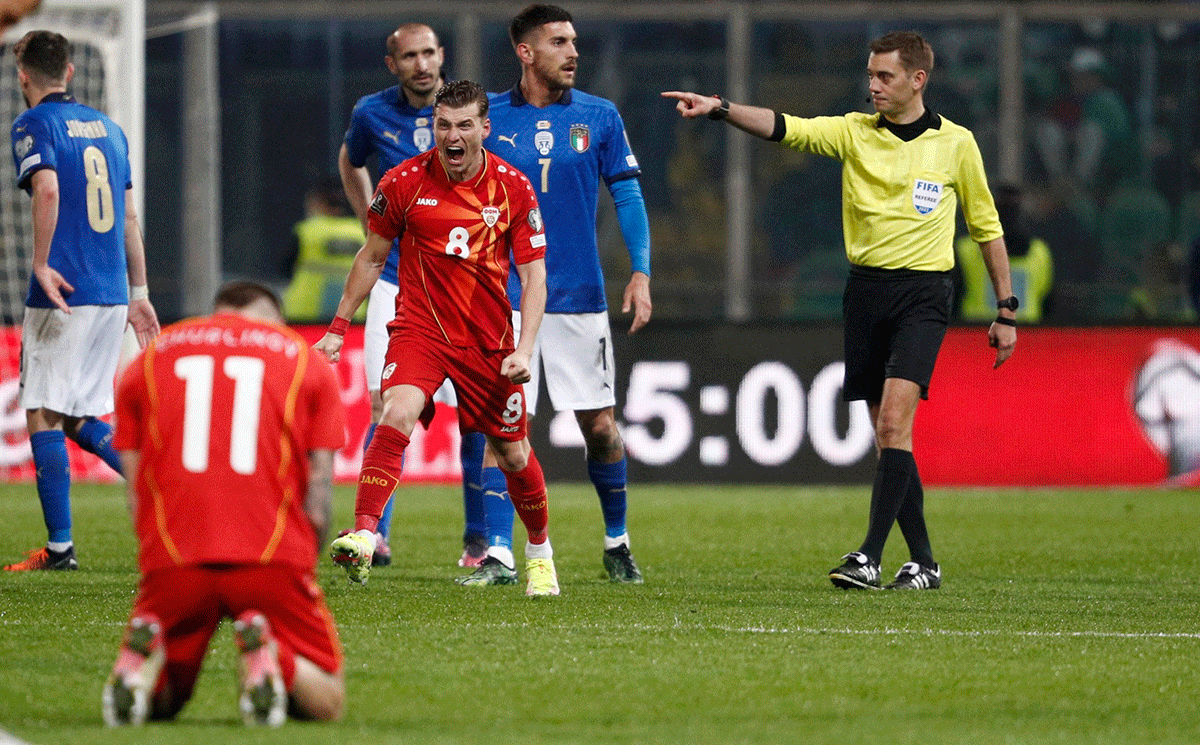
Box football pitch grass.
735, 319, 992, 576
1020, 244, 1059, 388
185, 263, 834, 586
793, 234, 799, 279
0, 482, 1198, 744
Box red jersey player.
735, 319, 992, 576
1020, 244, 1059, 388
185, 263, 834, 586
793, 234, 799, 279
316, 80, 559, 596
104, 282, 347, 727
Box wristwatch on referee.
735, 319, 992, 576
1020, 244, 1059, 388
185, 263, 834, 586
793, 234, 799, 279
995, 295, 1019, 326
708, 95, 731, 120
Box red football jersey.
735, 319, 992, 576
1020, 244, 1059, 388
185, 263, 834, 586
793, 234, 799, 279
368, 148, 546, 350
113, 314, 346, 574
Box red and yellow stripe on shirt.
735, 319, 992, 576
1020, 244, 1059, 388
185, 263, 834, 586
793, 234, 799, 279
113, 314, 345, 574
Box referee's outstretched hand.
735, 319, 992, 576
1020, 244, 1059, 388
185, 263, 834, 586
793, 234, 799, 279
660, 91, 719, 119
988, 323, 1016, 369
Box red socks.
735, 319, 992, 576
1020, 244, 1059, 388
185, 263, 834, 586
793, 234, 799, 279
354, 425, 408, 533
504, 449, 549, 543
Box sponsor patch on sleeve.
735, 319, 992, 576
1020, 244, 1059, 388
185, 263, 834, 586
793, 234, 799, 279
18, 153, 41, 177
530, 233, 546, 248
527, 207, 543, 234
369, 191, 388, 216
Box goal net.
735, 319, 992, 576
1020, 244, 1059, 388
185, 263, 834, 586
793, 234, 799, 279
0, 0, 142, 480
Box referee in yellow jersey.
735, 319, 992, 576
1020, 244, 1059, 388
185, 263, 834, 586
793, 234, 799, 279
664, 30, 1016, 590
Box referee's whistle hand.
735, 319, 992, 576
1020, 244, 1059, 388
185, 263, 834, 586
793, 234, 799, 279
988, 324, 1016, 369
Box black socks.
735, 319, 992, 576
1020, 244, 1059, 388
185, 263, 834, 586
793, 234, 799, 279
858, 448, 934, 567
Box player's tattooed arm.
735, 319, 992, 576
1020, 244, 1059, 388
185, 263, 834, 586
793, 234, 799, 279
305, 449, 335, 554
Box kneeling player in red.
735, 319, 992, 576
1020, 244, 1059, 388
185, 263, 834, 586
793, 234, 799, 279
317, 80, 559, 596
104, 282, 347, 726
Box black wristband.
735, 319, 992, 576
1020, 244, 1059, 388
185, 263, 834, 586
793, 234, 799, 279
993, 315, 1017, 327
769, 111, 787, 142
708, 95, 730, 120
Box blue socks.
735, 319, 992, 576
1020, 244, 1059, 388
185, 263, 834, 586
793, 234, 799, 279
31, 430, 71, 545
75, 417, 122, 475
460, 431, 487, 540
377, 496, 395, 540
589, 457, 628, 539
481, 465, 514, 551
478, 456, 630, 548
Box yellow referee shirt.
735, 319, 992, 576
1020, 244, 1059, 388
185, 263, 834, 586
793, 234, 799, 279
780, 112, 1003, 272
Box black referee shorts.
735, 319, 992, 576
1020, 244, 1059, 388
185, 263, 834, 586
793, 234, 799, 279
842, 264, 954, 403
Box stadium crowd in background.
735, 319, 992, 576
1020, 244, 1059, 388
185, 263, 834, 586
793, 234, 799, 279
105, 281, 346, 727
5, 29, 159, 572
664, 29, 1016, 591
1033, 47, 1133, 206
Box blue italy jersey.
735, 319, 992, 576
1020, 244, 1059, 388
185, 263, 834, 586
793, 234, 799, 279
343, 86, 436, 285
11, 93, 131, 308
486, 86, 641, 313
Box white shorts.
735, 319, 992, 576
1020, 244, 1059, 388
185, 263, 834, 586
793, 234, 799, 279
20, 305, 126, 416
514, 311, 616, 416
363, 278, 456, 406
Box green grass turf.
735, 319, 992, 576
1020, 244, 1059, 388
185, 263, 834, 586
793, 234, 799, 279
0, 481, 1198, 744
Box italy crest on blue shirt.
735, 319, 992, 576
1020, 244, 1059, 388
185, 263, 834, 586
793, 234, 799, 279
570, 124, 590, 153
912, 178, 942, 215
414, 118, 432, 151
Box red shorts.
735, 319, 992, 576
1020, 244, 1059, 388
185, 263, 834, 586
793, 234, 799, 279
382, 330, 527, 440
130, 564, 341, 710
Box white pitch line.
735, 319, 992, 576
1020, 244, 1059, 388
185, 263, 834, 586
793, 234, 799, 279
718, 625, 1200, 640
5, 619, 1198, 641
475, 620, 1200, 640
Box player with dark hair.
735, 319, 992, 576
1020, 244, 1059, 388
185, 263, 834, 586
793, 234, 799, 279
665, 30, 1016, 590
339, 22, 495, 569
5, 30, 159, 571
103, 281, 346, 727
467, 3, 652, 585
319, 80, 561, 597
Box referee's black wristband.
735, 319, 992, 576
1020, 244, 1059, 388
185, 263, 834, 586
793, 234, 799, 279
708, 95, 731, 120
993, 315, 1017, 327
769, 112, 787, 142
